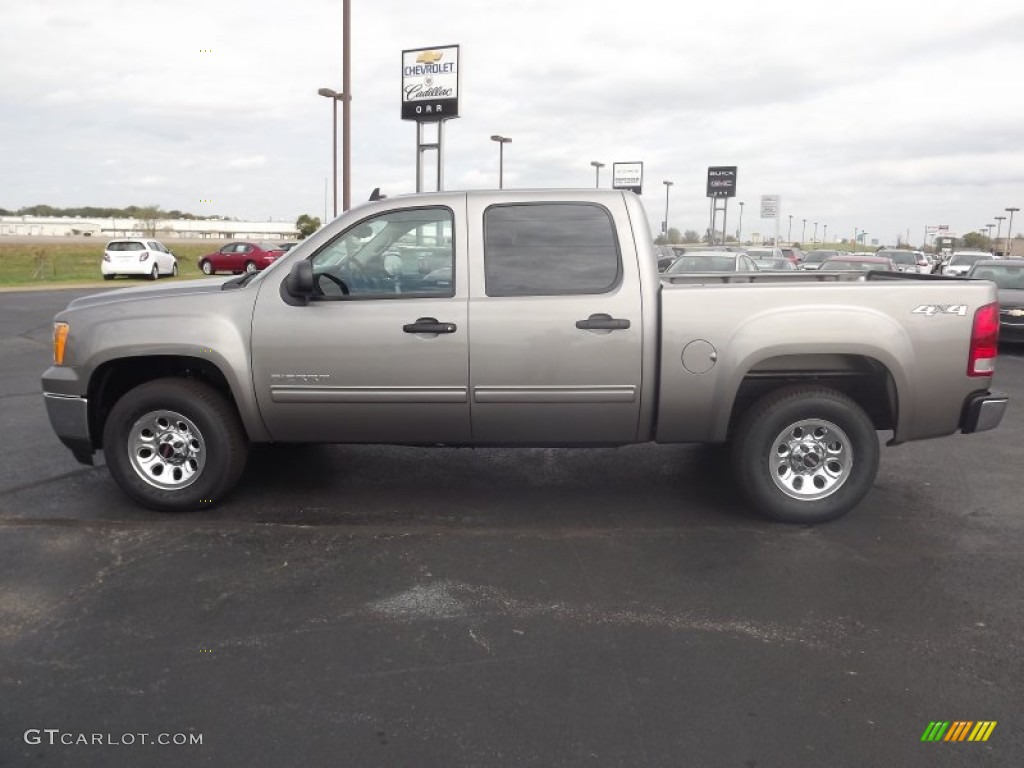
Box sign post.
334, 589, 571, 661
611, 162, 644, 195
402, 45, 460, 192
760, 194, 780, 246
706, 166, 737, 245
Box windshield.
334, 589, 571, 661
950, 253, 986, 266
803, 250, 836, 263
880, 250, 915, 265
970, 264, 1024, 289
665, 254, 736, 272
106, 241, 145, 251
821, 259, 883, 271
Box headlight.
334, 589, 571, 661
53, 322, 69, 365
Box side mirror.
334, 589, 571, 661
283, 260, 314, 305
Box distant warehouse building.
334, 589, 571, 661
0, 215, 299, 240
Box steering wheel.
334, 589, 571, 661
316, 271, 350, 296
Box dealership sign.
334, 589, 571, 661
706, 166, 737, 198
401, 45, 460, 121
760, 195, 780, 218
612, 162, 643, 194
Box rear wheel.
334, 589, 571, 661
732, 386, 879, 524
102, 378, 248, 511
201, 260, 214, 275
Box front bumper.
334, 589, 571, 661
961, 391, 1009, 434
43, 393, 95, 465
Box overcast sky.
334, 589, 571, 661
1, 0, 1022, 245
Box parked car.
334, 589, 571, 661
198, 241, 287, 275
664, 250, 760, 273
800, 249, 842, 270
745, 246, 785, 261
101, 239, 178, 281
942, 250, 994, 277
876, 249, 929, 274
654, 245, 678, 272
780, 247, 805, 265
819, 254, 898, 272
751, 256, 796, 271
966, 259, 1024, 343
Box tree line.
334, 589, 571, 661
0, 204, 225, 221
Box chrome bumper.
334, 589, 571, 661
43, 393, 95, 465
961, 391, 1008, 434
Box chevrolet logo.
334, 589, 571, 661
1004, 308, 1024, 318
416, 51, 443, 64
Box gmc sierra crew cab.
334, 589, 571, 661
42, 190, 1008, 523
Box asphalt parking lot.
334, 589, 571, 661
1, 287, 1022, 767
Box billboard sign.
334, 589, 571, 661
401, 45, 460, 121
706, 166, 737, 198
760, 195, 780, 218
612, 162, 643, 194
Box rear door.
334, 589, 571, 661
466, 195, 643, 443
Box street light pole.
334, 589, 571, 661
995, 215, 1006, 251
317, 87, 344, 219
342, 0, 351, 211
590, 161, 605, 189
813, 221, 818, 245
490, 135, 511, 189
663, 181, 674, 239
823, 223, 828, 245
801, 218, 807, 246
787, 214, 793, 243
1006, 207, 1020, 258
738, 201, 745, 242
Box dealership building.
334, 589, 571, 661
0, 215, 298, 240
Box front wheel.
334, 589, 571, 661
244, 260, 257, 273
200, 260, 214, 275
102, 378, 248, 511
732, 386, 880, 524
150, 265, 159, 280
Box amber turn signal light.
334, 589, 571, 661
53, 322, 69, 365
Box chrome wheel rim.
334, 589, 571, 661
202, 262, 212, 274
770, 418, 852, 500
245, 261, 256, 273
127, 410, 206, 489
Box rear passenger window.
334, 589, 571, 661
483, 203, 621, 296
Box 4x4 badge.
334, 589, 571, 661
912, 304, 968, 316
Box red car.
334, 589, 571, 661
198, 241, 286, 275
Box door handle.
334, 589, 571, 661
403, 317, 457, 334
575, 313, 631, 331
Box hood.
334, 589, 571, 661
64, 277, 231, 311
998, 288, 1024, 307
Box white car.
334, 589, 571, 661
102, 239, 178, 280
876, 249, 930, 274
941, 250, 994, 277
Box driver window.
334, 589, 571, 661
309, 207, 454, 299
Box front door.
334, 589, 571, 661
251, 204, 470, 444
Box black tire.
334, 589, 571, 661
171, 262, 178, 277
201, 260, 214, 275
103, 274, 115, 281
731, 386, 879, 524
244, 260, 257, 273
150, 265, 159, 280
102, 378, 248, 512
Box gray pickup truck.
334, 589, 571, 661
42, 190, 1008, 523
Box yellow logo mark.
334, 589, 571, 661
416, 50, 443, 64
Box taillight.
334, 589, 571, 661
138, 251, 149, 262
968, 302, 999, 377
